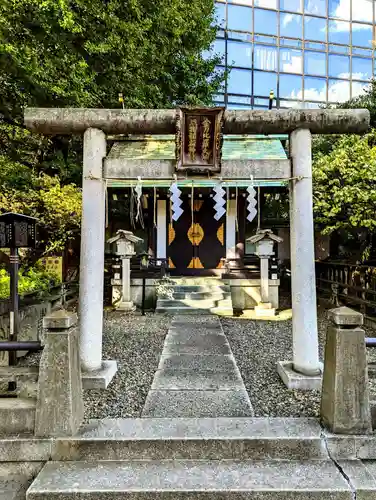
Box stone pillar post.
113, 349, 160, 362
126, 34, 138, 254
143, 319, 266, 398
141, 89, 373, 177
79, 128, 106, 372
35, 311, 83, 437
259, 256, 269, 303
118, 257, 135, 311
321, 307, 372, 434
289, 128, 320, 376
122, 257, 131, 303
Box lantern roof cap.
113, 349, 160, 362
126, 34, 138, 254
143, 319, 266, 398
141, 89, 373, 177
107, 229, 143, 244
246, 229, 283, 244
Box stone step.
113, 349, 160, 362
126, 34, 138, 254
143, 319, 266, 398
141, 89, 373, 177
156, 307, 213, 315
170, 278, 227, 286
52, 417, 327, 461
157, 299, 218, 309
172, 291, 229, 300
0, 366, 39, 384
172, 285, 230, 293
26, 459, 351, 500
0, 477, 28, 500
0, 398, 36, 434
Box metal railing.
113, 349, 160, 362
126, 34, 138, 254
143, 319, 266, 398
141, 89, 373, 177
316, 261, 376, 320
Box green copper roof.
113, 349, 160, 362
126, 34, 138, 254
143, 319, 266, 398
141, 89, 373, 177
108, 135, 288, 161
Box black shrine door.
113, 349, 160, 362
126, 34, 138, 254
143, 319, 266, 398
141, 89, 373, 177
168, 193, 225, 275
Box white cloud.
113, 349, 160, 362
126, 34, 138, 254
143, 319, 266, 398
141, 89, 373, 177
282, 13, 294, 27
229, 0, 252, 5
331, 0, 373, 25
328, 80, 350, 102
304, 85, 326, 101
331, 0, 350, 20
254, 0, 277, 8
330, 19, 350, 33
280, 51, 302, 73
351, 0, 373, 22
351, 80, 369, 98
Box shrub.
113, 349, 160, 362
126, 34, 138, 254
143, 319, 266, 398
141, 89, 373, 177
0, 266, 61, 299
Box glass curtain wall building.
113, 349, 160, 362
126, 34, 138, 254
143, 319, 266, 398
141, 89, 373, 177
211, 0, 375, 109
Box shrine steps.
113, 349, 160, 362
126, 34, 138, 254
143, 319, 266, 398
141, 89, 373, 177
156, 278, 233, 315
25, 417, 354, 500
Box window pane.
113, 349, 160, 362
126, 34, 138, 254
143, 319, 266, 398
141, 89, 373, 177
329, 20, 350, 44
304, 0, 327, 16
254, 8, 277, 35
304, 16, 327, 42
254, 45, 278, 71
227, 104, 253, 109
329, 43, 349, 54
227, 68, 252, 94
329, 0, 350, 19
304, 77, 327, 101
214, 94, 225, 103
228, 30, 252, 41
227, 41, 252, 68
280, 0, 302, 12
254, 0, 277, 8
280, 13, 303, 38
253, 71, 277, 96
280, 100, 303, 108
351, 81, 369, 99
228, 5, 253, 32
304, 102, 322, 108
202, 39, 225, 61
352, 23, 373, 47
329, 54, 350, 78
280, 48, 303, 73
352, 0, 373, 22
328, 79, 350, 101
215, 3, 226, 28
228, 95, 252, 104
352, 57, 372, 80
254, 97, 269, 105
305, 51, 327, 76
279, 74, 303, 99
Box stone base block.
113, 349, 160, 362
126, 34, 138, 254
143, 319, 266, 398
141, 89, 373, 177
277, 361, 322, 391
82, 360, 118, 390
117, 301, 136, 312
255, 303, 276, 317
0, 398, 36, 434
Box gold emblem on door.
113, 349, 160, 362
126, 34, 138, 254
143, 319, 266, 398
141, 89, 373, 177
187, 223, 204, 246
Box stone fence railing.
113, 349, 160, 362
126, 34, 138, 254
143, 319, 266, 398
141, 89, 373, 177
0, 282, 78, 365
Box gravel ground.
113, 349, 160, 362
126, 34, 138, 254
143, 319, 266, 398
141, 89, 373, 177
84, 312, 170, 419
222, 301, 376, 418
16, 296, 376, 419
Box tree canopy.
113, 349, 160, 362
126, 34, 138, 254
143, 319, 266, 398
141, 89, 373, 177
0, 0, 223, 253
312, 81, 376, 260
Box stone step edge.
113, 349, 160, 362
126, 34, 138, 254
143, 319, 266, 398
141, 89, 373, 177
25, 459, 352, 498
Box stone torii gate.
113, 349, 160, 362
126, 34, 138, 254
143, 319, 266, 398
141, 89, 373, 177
24, 108, 370, 389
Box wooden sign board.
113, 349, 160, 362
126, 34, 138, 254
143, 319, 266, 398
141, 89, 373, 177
0, 213, 37, 249
176, 107, 225, 173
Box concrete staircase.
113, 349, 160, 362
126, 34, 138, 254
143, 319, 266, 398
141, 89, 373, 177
156, 278, 233, 315
25, 417, 355, 499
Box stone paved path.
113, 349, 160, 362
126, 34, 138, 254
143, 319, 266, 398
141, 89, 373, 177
142, 315, 254, 417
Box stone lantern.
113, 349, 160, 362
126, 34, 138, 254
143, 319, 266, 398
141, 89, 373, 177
247, 229, 283, 317
107, 230, 143, 311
